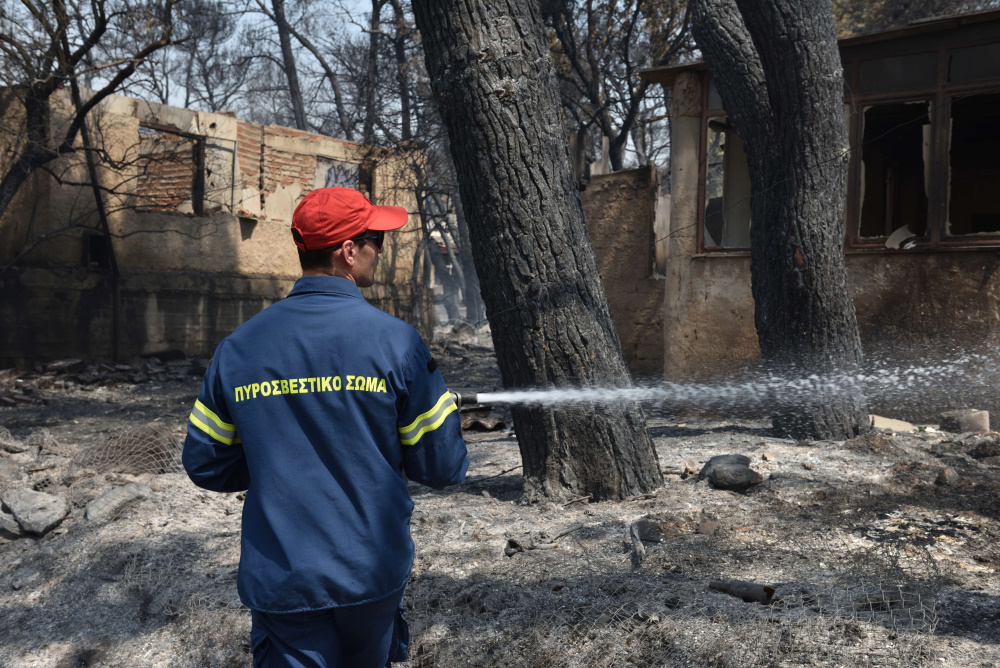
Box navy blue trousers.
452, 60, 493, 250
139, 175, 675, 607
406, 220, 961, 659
250, 591, 409, 668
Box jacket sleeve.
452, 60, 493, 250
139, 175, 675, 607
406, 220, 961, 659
398, 340, 469, 490
182, 349, 250, 493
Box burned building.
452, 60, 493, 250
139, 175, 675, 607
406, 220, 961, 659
627, 9, 1000, 388
0, 93, 431, 366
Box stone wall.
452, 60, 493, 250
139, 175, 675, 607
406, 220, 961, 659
580, 167, 665, 377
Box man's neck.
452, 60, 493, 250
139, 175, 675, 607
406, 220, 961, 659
301, 267, 356, 283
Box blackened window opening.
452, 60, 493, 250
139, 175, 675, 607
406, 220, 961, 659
859, 102, 930, 239
85, 233, 111, 270
947, 93, 1000, 236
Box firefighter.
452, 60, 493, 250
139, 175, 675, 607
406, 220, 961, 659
183, 186, 469, 667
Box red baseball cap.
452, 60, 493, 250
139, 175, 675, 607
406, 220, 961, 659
291, 187, 409, 251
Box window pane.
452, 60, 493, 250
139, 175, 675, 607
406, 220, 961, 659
948, 43, 1000, 84
947, 93, 1000, 236
858, 102, 930, 239
704, 118, 751, 249
707, 79, 723, 111
858, 53, 937, 94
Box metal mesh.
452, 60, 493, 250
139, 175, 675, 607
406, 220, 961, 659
74, 423, 183, 475
24, 427, 61, 450
405, 534, 939, 667
120, 543, 243, 619
0, 426, 23, 453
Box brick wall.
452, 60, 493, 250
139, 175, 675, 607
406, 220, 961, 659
236, 122, 262, 184
135, 131, 196, 211
261, 126, 318, 205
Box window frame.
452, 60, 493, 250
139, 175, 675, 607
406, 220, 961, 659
693, 30, 1000, 254
697, 72, 751, 254
844, 38, 1000, 249
135, 122, 206, 216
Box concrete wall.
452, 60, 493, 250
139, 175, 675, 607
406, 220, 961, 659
580, 167, 665, 378
0, 92, 431, 366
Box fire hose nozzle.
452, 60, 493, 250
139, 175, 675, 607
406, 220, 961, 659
450, 391, 479, 406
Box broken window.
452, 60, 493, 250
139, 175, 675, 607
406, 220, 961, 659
947, 93, 1000, 236
703, 117, 751, 249
84, 233, 111, 270
316, 158, 359, 190
857, 101, 930, 240
315, 158, 376, 200
135, 125, 204, 215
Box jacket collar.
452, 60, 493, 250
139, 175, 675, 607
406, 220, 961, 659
287, 275, 364, 300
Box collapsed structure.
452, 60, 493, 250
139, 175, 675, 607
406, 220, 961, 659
0, 92, 430, 366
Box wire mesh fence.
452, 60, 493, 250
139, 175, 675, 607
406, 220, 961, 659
73, 423, 183, 476
404, 531, 940, 668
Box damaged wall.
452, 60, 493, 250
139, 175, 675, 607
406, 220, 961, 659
580, 167, 665, 377
0, 92, 431, 366
651, 58, 1000, 423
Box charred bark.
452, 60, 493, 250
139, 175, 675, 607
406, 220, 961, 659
691, 0, 869, 439
413, 0, 662, 500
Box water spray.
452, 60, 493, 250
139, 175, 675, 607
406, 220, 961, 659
451, 345, 1000, 417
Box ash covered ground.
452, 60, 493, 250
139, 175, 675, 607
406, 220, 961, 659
1, 337, 1000, 668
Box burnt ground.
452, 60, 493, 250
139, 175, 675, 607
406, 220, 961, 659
1, 336, 999, 668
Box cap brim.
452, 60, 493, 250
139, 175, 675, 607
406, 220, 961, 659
367, 205, 409, 231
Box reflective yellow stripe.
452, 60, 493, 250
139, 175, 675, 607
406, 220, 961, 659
398, 391, 457, 446
189, 413, 238, 446
189, 399, 238, 446
195, 399, 235, 432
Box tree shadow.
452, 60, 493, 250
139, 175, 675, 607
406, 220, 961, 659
0, 522, 244, 664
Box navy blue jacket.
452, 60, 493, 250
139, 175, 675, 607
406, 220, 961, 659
182, 275, 469, 613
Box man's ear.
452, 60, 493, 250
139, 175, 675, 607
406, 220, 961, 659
340, 240, 355, 266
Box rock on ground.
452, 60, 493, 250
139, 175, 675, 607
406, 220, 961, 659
85, 484, 153, 522
699, 454, 763, 491
0, 509, 21, 537
1, 488, 70, 535
940, 409, 990, 433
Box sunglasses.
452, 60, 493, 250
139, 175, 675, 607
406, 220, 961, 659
333, 230, 385, 251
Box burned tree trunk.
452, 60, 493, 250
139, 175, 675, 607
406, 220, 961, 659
413, 0, 662, 500
691, 0, 869, 439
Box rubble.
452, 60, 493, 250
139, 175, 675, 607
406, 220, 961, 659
0, 426, 28, 454
85, 483, 152, 522
936, 467, 960, 485
0, 509, 21, 538
1, 346, 1000, 666
940, 409, 990, 433
0, 353, 210, 407
1, 488, 70, 535
708, 579, 776, 604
